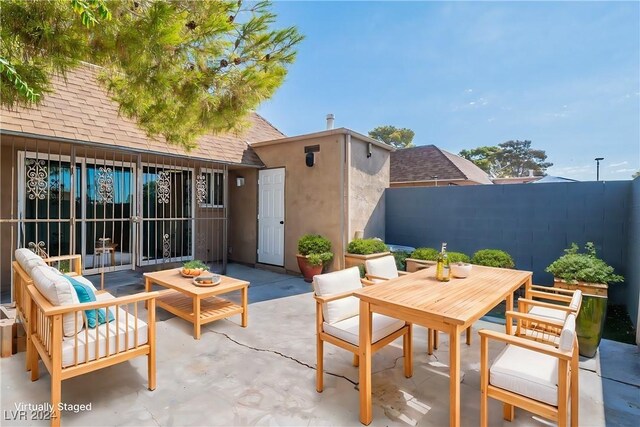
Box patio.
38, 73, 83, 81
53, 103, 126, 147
1, 265, 638, 426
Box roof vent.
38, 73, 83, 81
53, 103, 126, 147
326, 113, 335, 130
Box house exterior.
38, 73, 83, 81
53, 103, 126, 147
390, 145, 493, 187
0, 65, 391, 298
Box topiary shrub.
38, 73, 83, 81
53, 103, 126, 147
471, 249, 515, 268
346, 238, 388, 255
448, 252, 470, 264
393, 250, 411, 271
410, 247, 439, 261
546, 242, 623, 285
297, 234, 334, 267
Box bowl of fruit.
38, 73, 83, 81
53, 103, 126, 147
180, 260, 209, 278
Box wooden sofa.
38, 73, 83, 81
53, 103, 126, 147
12, 249, 158, 427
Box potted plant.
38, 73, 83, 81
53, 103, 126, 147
344, 238, 390, 269
406, 247, 438, 272
471, 249, 515, 268
296, 234, 334, 282
546, 242, 624, 357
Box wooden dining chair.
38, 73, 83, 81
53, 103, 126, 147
313, 266, 412, 392
517, 286, 582, 340
479, 313, 579, 427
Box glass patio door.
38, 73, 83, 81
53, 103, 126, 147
140, 165, 194, 265
81, 161, 135, 273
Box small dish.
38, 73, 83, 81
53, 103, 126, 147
192, 274, 221, 287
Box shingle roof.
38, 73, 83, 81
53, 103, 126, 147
0, 63, 285, 167
390, 145, 493, 185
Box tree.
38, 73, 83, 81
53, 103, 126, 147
633, 171, 640, 179
459, 140, 552, 178
0, 0, 303, 150
368, 125, 415, 149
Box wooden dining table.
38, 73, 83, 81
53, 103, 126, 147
353, 265, 532, 426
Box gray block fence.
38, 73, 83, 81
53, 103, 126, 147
385, 180, 637, 323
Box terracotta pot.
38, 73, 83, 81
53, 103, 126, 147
296, 255, 323, 283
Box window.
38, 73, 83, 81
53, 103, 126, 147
199, 169, 224, 208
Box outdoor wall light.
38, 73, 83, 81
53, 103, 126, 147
367, 142, 372, 158
236, 177, 245, 187
305, 152, 315, 167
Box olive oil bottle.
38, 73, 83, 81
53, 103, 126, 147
436, 243, 451, 282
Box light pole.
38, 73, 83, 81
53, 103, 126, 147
595, 157, 604, 181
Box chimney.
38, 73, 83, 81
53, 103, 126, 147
528, 169, 534, 177
326, 113, 335, 130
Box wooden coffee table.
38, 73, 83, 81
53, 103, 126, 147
143, 268, 249, 339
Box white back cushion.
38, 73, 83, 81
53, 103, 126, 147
15, 248, 47, 277
569, 290, 582, 311
31, 265, 83, 337
559, 314, 576, 352
365, 256, 399, 280
313, 267, 362, 324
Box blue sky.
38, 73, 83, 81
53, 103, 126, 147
257, 1, 640, 181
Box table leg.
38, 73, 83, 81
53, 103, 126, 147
449, 325, 461, 427
110, 249, 116, 267
359, 300, 372, 425
241, 285, 248, 327
194, 295, 201, 340
144, 278, 151, 309
505, 292, 514, 335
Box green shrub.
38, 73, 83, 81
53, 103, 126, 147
546, 242, 623, 285
448, 252, 470, 264
471, 249, 515, 268
358, 264, 366, 278
346, 238, 388, 255
298, 234, 332, 255
298, 234, 333, 266
393, 251, 411, 271
410, 247, 438, 261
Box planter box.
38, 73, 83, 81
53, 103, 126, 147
405, 258, 437, 273
344, 252, 391, 270
553, 279, 608, 297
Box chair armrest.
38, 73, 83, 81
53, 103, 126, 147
478, 329, 573, 360
365, 274, 389, 281
518, 298, 576, 313
530, 285, 576, 295
313, 290, 356, 304
27, 285, 159, 316
527, 290, 573, 304
398, 271, 410, 276
506, 310, 564, 329
360, 278, 376, 287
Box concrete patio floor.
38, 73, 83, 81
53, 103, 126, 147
1, 267, 638, 426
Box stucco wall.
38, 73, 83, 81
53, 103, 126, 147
349, 136, 389, 240
253, 135, 344, 272
228, 168, 258, 265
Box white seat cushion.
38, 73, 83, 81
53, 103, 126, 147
15, 248, 47, 277
559, 314, 576, 352
313, 267, 362, 324
31, 265, 82, 337
365, 256, 399, 281
490, 344, 559, 406
529, 305, 567, 322
61, 293, 148, 368
323, 313, 405, 346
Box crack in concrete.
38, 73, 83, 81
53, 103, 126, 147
209, 330, 359, 388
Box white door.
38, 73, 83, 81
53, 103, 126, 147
258, 168, 285, 266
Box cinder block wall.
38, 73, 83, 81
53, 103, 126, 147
385, 181, 631, 307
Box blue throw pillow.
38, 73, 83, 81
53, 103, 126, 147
65, 276, 114, 328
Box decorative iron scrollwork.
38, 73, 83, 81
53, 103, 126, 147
26, 159, 48, 200
157, 171, 171, 204
195, 174, 208, 204
96, 166, 114, 204
49, 177, 60, 202
162, 233, 171, 259
28, 241, 48, 258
